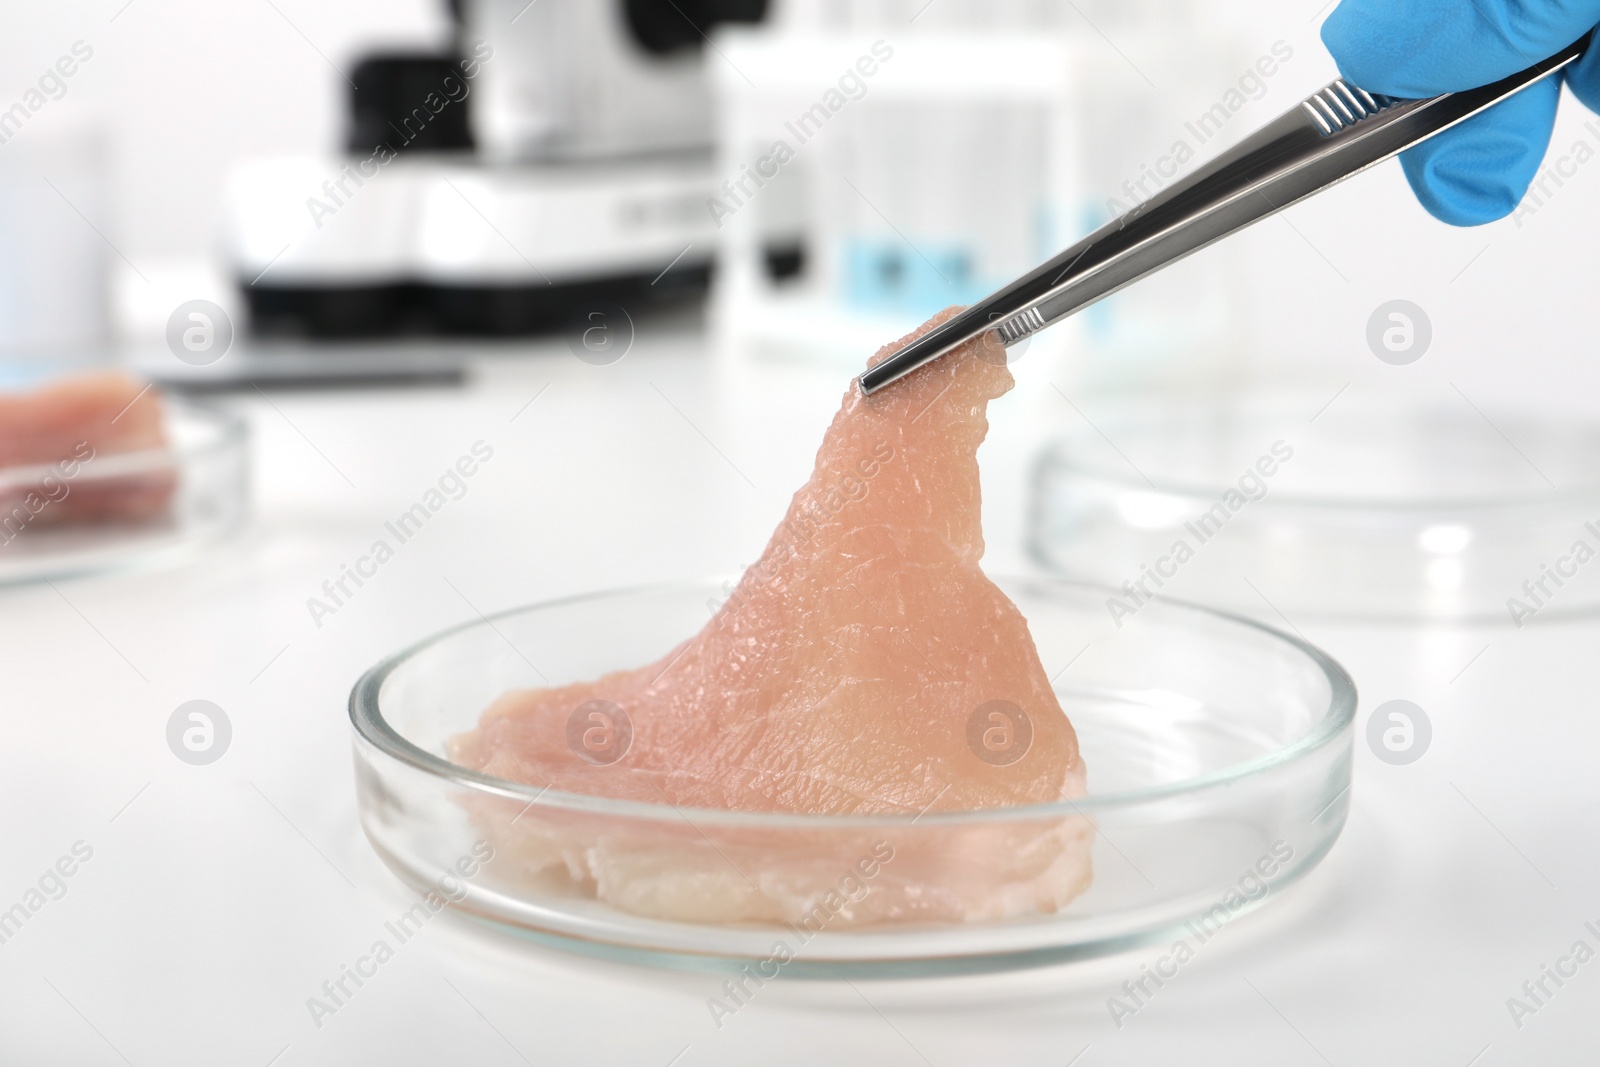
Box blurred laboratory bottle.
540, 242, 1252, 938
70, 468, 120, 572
0, 104, 110, 362
773, 0, 1202, 29
778, 0, 1062, 28
714, 0, 1252, 382
776, 0, 1077, 320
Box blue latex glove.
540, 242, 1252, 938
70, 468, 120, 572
1323, 0, 1600, 224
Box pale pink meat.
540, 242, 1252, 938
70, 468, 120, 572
452, 310, 1092, 925
0, 372, 175, 533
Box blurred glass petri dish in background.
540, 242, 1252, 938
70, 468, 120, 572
350, 577, 1355, 976
1032, 392, 1600, 622
0, 400, 249, 585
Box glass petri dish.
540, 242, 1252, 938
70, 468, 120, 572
0, 399, 249, 585
350, 577, 1355, 975
1033, 394, 1600, 622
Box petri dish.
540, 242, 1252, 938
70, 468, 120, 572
0, 399, 249, 585
350, 577, 1355, 975
1032, 394, 1600, 622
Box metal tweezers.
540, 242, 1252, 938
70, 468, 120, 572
859, 34, 1591, 395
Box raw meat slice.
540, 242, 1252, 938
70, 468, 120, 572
0, 371, 165, 467
0, 372, 175, 537
452, 309, 1091, 925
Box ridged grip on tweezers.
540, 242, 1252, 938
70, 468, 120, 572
860, 33, 1590, 395
1301, 79, 1400, 134
993, 305, 1045, 346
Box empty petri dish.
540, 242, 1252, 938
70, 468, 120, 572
1032, 393, 1600, 622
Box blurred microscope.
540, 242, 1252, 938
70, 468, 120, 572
222, 0, 1259, 390
223, 0, 771, 337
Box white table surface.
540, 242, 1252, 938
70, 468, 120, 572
2, 321, 1596, 1067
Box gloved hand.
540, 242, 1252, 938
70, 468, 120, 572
1322, 0, 1600, 224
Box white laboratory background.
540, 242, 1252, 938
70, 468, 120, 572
2, 1, 1598, 1065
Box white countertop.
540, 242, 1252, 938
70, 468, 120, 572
2, 323, 1595, 1067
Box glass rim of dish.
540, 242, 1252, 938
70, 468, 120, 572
350, 576, 1357, 829
1040, 401, 1600, 514
0, 395, 246, 489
